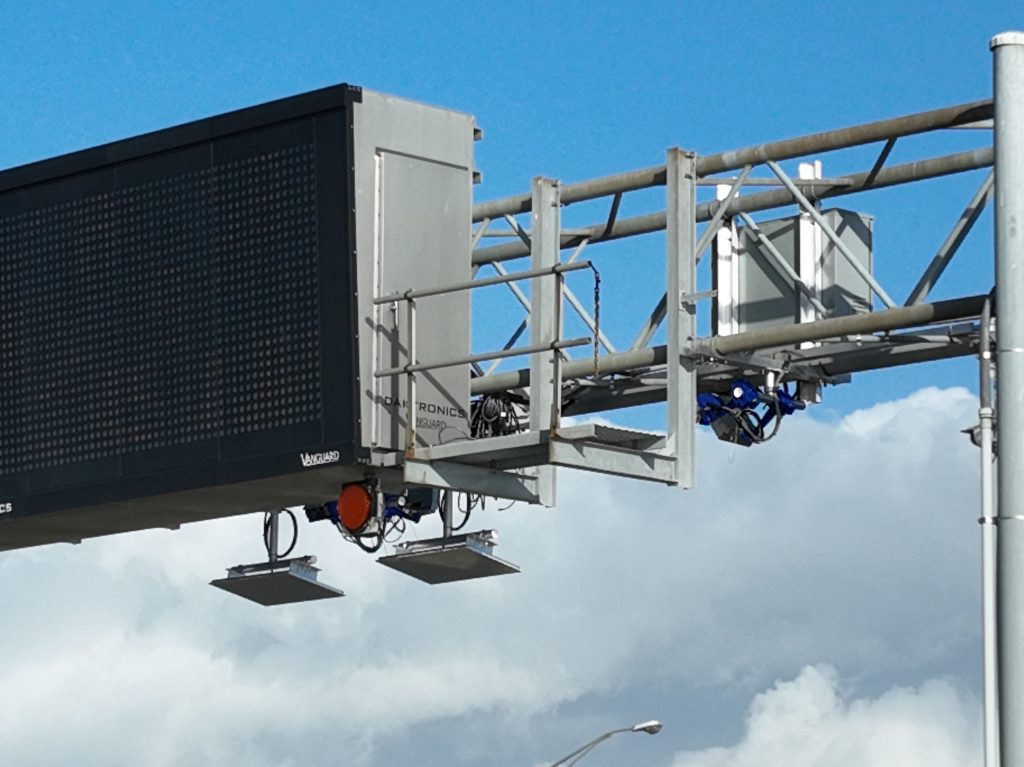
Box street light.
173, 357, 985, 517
548, 720, 663, 766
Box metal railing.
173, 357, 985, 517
373, 260, 594, 449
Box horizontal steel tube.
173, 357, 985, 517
473, 166, 666, 222
560, 334, 977, 417
698, 99, 992, 174
710, 293, 986, 355
472, 147, 993, 265
377, 336, 591, 378
375, 260, 592, 304
697, 176, 854, 187
473, 346, 665, 394
471, 100, 992, 221
471, 294, 986, 394
705, 147, 994, 222
474, 211, 667, 264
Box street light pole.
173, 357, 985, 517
547, 720, 663, 767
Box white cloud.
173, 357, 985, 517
671, 665, 981, 767
0, 387, 985, 765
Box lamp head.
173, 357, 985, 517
631, 720, 663, 734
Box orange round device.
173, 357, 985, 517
337, 483, 373, 533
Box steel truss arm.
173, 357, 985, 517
471, 293, 987, 395
472, 148, 994, 265
558, 328, 977, 418
473, 100, 992, 222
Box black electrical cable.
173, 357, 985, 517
471, 393, 523, 439
332, 520, 384, 553
451, 502, 471, 533
761, 396, 784, 442
437, 490, 472, 533
353, 534, 384, 553
263, 508, 298, 559
730, 408, 764, 444
384, 517, 406, 542
730, 393, 785, 445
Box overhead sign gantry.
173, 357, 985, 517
0, 29, 1021, 767
0, 55, 997, 584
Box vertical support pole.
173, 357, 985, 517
993, 30, 1024, 767
714, 183, 737, 336
442, 490, 453, 539
980, 297, 999, 767
530, 177, 561, 505
268, 509, 280, 563
798, 161, 823, 330
553, 270, 565, 425
665, 149, 696, 488
406, 298, 417, 453
798, 161, 824, 402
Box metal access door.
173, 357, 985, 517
373, 151, 471, 451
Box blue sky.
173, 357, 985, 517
0, 2, 1010, 414
0, 3, 1020, 766
7, 0, 1003, 415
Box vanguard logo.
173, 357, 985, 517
299, 450, 341, 468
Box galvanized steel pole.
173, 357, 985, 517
993, 30, 1024, 767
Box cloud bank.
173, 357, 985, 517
0, 387, 984, 766
672, 665, 980, 767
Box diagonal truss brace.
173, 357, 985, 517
630, 165, 751, 351
482, 218, 611, 376
738, 211, 828, 317
905, 169, 994, 305
766, 159, 897, 308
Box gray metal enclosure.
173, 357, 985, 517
0, 86, 477, 550
714, 208, 873, 336
352, 91, 474, 452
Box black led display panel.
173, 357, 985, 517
0, 85, 364, 548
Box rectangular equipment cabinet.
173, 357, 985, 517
713, 208, 874, 336
0, 85, 476, 550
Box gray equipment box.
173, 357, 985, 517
0, 85, 475, 551
713, 208, 874, 335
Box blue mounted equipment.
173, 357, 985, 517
697, 379, 805, 446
